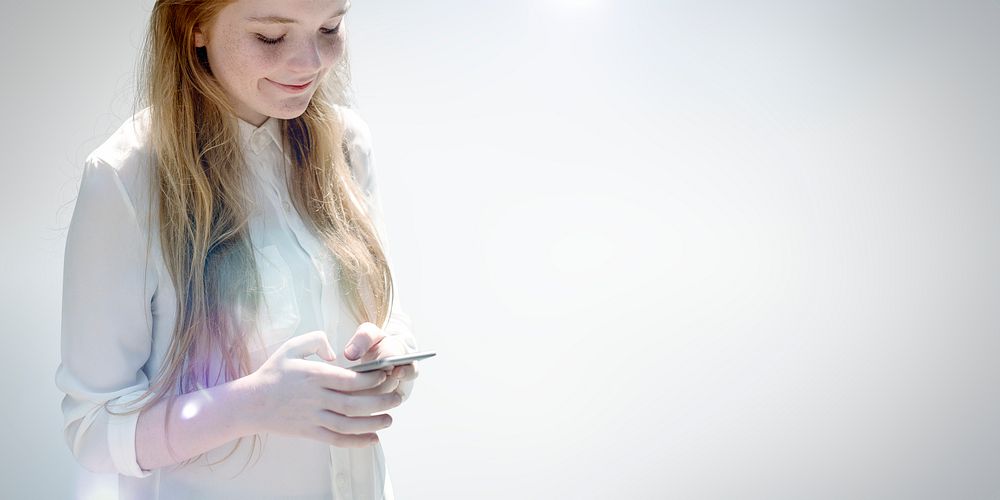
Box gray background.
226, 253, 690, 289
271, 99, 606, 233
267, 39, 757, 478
3, 0, 999, 498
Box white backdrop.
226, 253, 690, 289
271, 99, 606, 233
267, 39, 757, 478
2, 1, 999, 498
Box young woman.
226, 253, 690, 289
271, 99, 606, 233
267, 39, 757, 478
54, 0, 420, 498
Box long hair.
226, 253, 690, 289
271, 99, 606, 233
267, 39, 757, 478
105, 0, 395, 472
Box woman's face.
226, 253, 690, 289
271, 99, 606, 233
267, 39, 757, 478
195, 0, 350, 126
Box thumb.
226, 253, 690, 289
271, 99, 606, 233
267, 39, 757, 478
282, 331, 337, 361
345, 322, 383, 361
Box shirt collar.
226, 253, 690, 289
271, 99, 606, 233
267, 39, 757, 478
235, 114, 284, 156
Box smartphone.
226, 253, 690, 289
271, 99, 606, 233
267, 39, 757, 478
348, 351, 437, 373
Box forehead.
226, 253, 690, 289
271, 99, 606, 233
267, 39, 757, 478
227, 0, 351, 23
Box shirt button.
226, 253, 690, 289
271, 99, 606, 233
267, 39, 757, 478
283, 201, 292, 212
335, 473, 348, 488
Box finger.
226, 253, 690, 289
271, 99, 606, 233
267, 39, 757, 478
316, 409, 393, 435
396, 363, 418, 382
341, 366, 401, 395
382, 363, 417, 382
324, 390, 403, 417
280, 331, 336, 361
346, 377, 401, 396
306, 426, 379, 448
312, 364, 388, 392
344, 322, 385, 361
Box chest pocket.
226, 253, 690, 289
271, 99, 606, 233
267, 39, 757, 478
255, 244, 302, 348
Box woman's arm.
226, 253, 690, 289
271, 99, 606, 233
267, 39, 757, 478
55, 155, 265, 477
57, 156, 271, 474
341, 106, 420, 400
134, 375, 259, 471
57, 157, 160, 477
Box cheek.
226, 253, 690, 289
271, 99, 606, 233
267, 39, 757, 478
251, 44, 284, 69
211, 33, 278, 87
212, 36, 344, 87
326, 36, 346, 62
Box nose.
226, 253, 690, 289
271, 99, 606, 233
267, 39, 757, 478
287, 37, 323, 74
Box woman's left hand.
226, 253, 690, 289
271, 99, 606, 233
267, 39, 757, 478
342, 322, 419, 397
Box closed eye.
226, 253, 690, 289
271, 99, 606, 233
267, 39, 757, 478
321, 22, 342, 35
255, 21, 342, 45
256, 34, 285, 45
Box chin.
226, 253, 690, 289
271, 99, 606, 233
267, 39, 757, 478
269, 104, 312, 120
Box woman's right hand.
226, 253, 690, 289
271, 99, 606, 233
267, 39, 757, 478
242, 331, 403, 448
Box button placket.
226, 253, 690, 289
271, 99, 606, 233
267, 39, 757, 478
268, 153, 335, 329
329, 448, 354, 500
246, 137, 332, 332
287, 221, 334, 330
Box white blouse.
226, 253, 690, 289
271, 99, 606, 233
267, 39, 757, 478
55, 105, 418, 500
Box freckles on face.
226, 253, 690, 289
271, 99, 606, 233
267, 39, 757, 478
202, 1, 349, 123
212, 25, 278, 94
204, 21, 288, 124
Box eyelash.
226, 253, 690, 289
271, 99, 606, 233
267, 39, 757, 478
256, 22, 341, 45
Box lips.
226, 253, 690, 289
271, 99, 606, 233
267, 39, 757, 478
267, 78, 315, 94
273, 77, 315, 86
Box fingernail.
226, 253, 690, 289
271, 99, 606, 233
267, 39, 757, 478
346, 343, 359, 358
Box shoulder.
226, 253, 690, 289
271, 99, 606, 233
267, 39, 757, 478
86, 106, 154, 175
82, 106, 155, 215
333, 104, 376, 189
334, 104, 373, 151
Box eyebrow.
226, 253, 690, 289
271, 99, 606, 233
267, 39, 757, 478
246, 3, 350, 24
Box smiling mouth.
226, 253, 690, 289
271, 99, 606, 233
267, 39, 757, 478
267, 78, 315, 90
279, 80, 310, 87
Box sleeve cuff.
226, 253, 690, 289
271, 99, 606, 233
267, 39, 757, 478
107, 391, 154, 478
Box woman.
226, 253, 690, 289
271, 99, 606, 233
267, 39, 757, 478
54, 0, 420, 498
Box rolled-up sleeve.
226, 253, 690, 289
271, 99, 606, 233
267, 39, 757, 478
342, 108, 419, 400
54, 156, 157, 478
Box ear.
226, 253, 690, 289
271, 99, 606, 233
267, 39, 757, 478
194, 26, 206, 47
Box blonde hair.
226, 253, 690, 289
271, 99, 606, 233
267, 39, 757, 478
105, 0, 395, 473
